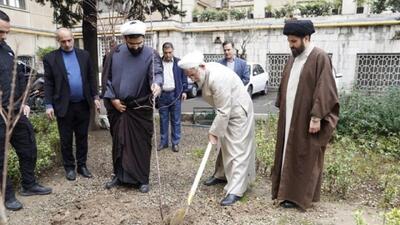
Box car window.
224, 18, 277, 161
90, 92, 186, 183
253, 64, 264, 76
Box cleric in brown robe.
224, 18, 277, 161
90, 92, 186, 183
271, 20, 339, 210
102, 20, 163, 193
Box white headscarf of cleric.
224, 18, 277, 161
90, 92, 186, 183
177, 51, 205, 70
120, 20, 146, 36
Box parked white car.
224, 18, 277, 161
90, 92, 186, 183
245, 62, 270, 96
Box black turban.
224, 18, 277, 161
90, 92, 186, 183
283, 20, 315, 37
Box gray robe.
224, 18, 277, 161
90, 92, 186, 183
201, 62, 256, 197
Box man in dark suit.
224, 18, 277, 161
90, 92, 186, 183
218, 41, 249, 85
157, 42, 187, 152
44, 28, 100, 181
0, 9, 52, 211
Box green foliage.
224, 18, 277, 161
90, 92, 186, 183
196, 8, 248, 22
353, 209, 369, 225
35, 0, 185, 27
379, 166, 400, 209
255, 116, 277, 175
230, 8, 247, 21
36, 47, 57, 61
337, 88, 400, 158
370, 0, 400, 13
387, 0, 400, 12
297, 0, 333, 17
193, 148, 205, 159
8, 114, 59, 180
273, 4, 295, 18
386, 208, 400, 225
324, 136, 357, 198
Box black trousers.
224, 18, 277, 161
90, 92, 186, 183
0, 115, 37, 200
56, 101, 90, 170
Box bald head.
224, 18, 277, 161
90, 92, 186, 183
56, 28, 74, 52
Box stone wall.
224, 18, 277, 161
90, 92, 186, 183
151, 14, 400, 91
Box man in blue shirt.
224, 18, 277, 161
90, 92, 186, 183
44, 28, 100, 181
157, 42, 188, 152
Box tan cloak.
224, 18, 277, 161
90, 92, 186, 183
202, 62, 256, 197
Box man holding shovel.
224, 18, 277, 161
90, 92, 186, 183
178, 51, 256, 206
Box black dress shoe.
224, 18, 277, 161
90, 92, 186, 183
65, 169, 76, 181
280, 200, 297, 208
138, 184, 150, 193
203, 177, 227, 186
220, 194, 241, 206
20, 183, 52, 196
157, 144, 168, 151
77, 166, 93, 178
105, 176, 121, 189
5, 197, 23, 211
172, 144, 179, 152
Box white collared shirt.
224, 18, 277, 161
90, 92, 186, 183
227, 58, 235, 71
162, 59, 175, 91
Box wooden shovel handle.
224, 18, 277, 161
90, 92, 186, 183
187, 142, 213, 205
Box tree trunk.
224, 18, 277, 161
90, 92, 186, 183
82, 0, 99, 130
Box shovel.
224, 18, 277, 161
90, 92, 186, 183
166, 142, 214, 225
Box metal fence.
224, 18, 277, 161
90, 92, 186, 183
266, 53, 333, 89
204, 54, 224, 63
355, 53, 400, 92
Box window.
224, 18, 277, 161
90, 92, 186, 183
252, 64, 264, 76
0, 0, 26, 9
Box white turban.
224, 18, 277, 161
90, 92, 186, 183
120, 20, 146, 36
178, 51, 205, 70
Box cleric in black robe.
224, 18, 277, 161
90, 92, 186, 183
102, 20, 163, 193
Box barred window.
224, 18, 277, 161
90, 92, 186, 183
356, 53, 400, 92
204, 54, 224, 63
266, 53, 333, 89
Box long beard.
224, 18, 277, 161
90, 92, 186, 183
291, 42, 306, 57
196, 69, 206, 88
127, 46, 143, 56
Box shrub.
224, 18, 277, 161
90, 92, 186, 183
386, 208, 400, 225
36, 46, 57, 60
230, 8, 247, 20
8, 114, 59, 180
323, 136, 357, 198
255, 115, 277, 175
379, 165, 400, 209
297, 0, 333, 17
337, 88, 400, 158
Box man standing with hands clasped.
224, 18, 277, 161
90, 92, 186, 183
271, 20, 339, 210
44, 28, 100, 181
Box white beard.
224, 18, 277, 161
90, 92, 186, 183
195, 68, 206, 88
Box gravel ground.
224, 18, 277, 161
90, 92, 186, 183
6, 124, 383, 225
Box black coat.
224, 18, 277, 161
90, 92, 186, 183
43, 48, 98, 117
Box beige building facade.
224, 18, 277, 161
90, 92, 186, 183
1, 0, 57, 65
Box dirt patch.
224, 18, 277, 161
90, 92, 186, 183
6, 124, 383, 225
